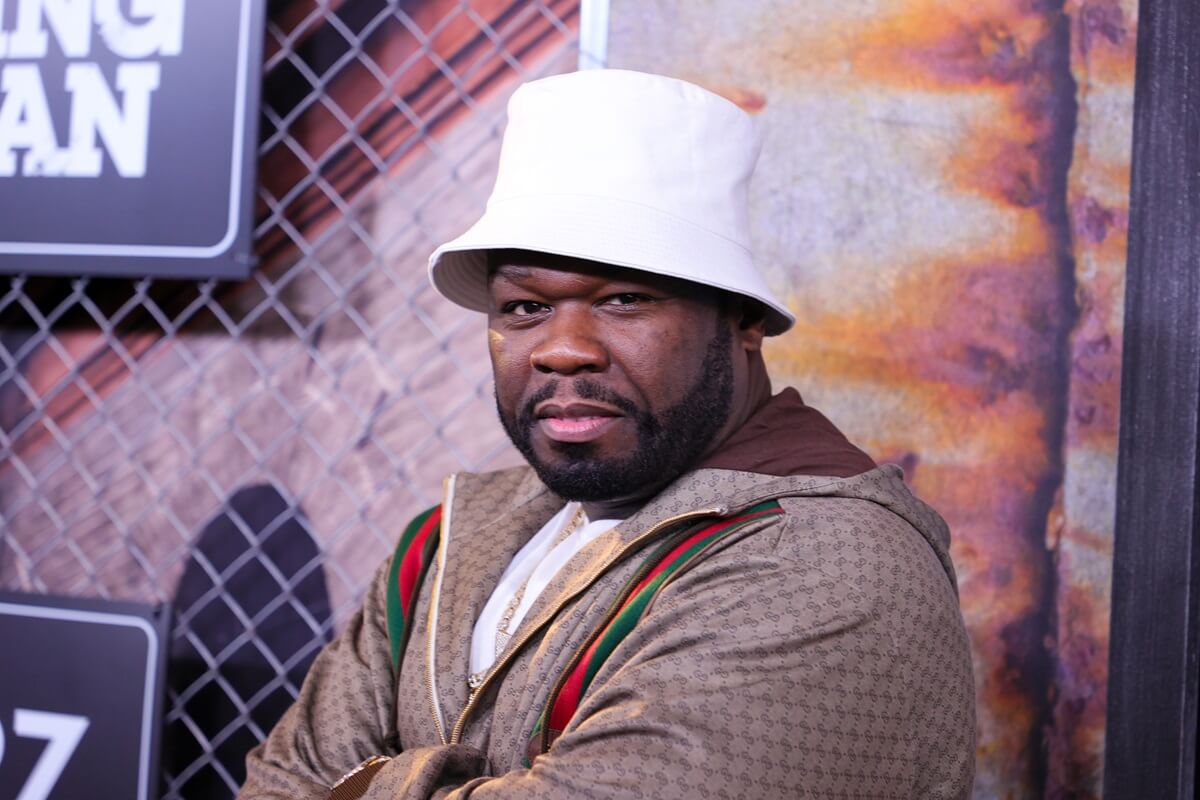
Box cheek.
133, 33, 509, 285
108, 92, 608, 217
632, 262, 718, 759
612, 323, 700, 402
488, 330, 529, 404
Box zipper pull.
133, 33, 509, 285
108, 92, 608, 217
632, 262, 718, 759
467, 670, 486, 703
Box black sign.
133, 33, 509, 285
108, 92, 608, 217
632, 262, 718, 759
0, 592, 168, 800
0, 0, 266, 278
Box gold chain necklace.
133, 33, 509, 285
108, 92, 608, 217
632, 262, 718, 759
468, 504, 587, 689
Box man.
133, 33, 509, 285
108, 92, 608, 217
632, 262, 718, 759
240, 69, 975, 799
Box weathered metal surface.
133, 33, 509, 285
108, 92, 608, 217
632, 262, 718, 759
1047, 1, 1135, 795
609, 0, 1133, 796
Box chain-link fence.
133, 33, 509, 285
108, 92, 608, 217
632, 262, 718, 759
0, 1, 582, 796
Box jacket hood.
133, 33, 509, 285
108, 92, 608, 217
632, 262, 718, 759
697, 387, 877, 478
692, 389, 954, 585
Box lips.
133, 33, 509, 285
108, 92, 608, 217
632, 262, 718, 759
535, 400, 624, 444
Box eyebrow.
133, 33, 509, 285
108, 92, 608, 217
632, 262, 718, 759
489, 264, 533, 282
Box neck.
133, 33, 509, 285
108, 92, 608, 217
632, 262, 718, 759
580, 496, 645, 521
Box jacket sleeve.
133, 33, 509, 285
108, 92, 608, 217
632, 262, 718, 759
239, 557, 400, 799
327, 502, 976, 799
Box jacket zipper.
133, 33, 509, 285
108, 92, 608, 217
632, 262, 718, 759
448, 506, 725, 745
424, 475, 456, 745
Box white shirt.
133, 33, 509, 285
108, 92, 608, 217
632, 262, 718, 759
470, 502, 620, 676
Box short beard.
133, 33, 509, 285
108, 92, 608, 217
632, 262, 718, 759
497, 322, 734, 502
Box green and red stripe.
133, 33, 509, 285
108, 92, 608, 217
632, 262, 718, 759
540, 501, 783, 745
385, 504, 442, 670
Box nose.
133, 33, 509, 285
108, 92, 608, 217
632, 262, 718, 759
529, 306, 610, 375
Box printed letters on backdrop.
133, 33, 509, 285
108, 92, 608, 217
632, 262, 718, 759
0, 0, 186, 178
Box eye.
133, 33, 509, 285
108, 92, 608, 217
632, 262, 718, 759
501, 300, 549, 316
602, 293, 649, 307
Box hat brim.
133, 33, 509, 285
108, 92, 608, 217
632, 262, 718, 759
428, 193, 795, 336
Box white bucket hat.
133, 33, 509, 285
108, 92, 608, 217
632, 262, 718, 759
427, 68, 795, 335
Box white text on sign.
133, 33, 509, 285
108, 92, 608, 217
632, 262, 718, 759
0, 0, 186, 178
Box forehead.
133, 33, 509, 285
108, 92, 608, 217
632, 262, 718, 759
486, 249, 713, 298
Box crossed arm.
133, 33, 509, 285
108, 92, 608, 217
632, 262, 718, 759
239, 508, 974, 799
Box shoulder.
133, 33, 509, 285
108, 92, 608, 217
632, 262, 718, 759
771, 493, 961, 620
776, 492, 944, 569
645, 492, 973, 714
656, 489, 964, 643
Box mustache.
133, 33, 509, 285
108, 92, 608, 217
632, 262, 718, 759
518, 379, 642, 424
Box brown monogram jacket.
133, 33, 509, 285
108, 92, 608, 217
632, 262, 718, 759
239, 462, 975, 799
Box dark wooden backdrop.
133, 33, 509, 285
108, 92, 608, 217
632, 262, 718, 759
1104, 0, 1199, 796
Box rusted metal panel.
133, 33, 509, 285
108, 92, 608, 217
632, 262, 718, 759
1047, 1, 1136, 796
609, 0, 1134, 796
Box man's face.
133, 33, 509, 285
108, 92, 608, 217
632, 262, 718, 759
487, 252, 738, 503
